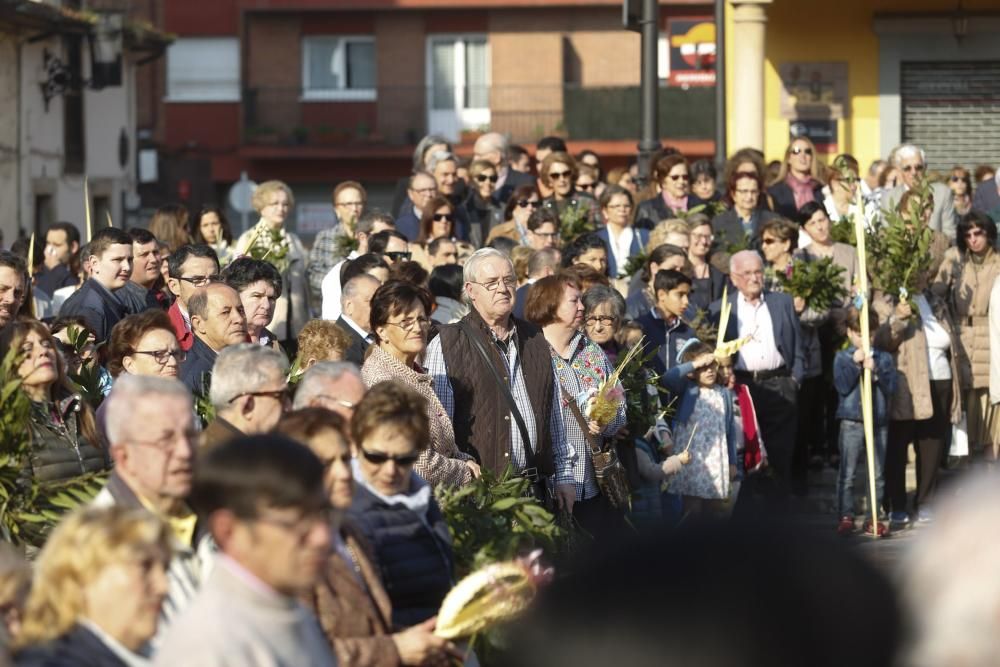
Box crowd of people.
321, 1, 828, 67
0, 130, 998, 665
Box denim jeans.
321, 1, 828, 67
836, 420, 887, 518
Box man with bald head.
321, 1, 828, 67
179, 282, 248, 394
292, 361, 366, 425
474, 131, 535, 205
710, 250, 803, 506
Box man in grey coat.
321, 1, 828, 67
881, 144, 957, 241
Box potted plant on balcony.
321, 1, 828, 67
245, 125, 279, 145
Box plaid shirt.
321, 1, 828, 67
307, 225, 346, 307
550, 331, 626, 500
425, 326, 574, 485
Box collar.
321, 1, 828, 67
351, 459, 432, 515
737, 291, 764, 308
341, 313, 370, 339
216, 553, 287, 602
77, 620, 148, 667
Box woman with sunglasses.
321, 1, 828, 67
464, 159, 503, 247
487, 185, 541, 245
767, 137, 825, 220
933, 211, 1000, 462
347, 380, 458, 629
635, 153, 695, 230
0, 319, 107, 486
361, 280, 479, 489
759, 217, 829, 492
597, 185, 647, 286
539, 152, 597, 224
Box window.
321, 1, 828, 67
302, 36, 376, 101
167, 38, 240, 102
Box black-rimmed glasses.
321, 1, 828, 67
178, 274, 221, 287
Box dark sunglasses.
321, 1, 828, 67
791, 146, 814, 156
902, 164, 926, 173
517, 200, 540, 208
549, 170, 573, 180
385, 251, 412, 262
577, 182, 596, 191
668, 174, 690, 181
360, 449, 420, 466
432, 213, 455, 222
475, 174, 499, 183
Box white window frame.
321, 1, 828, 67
166, 37, 240, 103
301, 35, 376, 102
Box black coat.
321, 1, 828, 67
337, 316, 370, 366
495, 168, 536, 205
348, 481, 454, 631
58, 278, 127, 343
15, 624, 131, 666
767, 179, 823, 220
634, 193, 710, 230
179, 335, 217, 395
711, 208, 780, 254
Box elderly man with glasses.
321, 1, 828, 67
292, 361, 366, 425
199, 343, 290, 450
425, 248, 575, 511
881, 144, 957, 239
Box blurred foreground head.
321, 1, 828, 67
902, 473, 1000, 667
509, 522, 900, 667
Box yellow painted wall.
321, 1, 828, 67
725, 0, 998, 170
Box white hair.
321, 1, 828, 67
426, 150, 457, 174
209, 343, 289, 410
729, 249, 762, 274
463, 247, 513, 285
293, 361, 362, 410
340, 273, 380, 309
902, 474, 1000, 666
892, 144, 926, 168
105, 375, 192, 444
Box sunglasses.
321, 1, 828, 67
385, 251, 412, 262
432, 213, 455, 222
668, 174, 690, 181
476, 174, 499, 183
791, 146, 813, 156
517, 200, 540, 208
549, 170, 573, 180
360, 449, 420, 467
577, 182, 595, 191
951, 175, 966, 182
902, 164, 926, 173
965, 229, 986, 238
761, 238, 781, 245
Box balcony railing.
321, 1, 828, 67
241, 85, 715, 147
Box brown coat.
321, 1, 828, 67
302, 523, 400, 667
485, 219, 522, 245
199, 416, 243, 451
932, 246, 1000, 389
873, 290, 965, 423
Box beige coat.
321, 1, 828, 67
873, 290, 965, 423
932, 246, 1000, 389
236, 224, 311, 341
803, 241, 858, 298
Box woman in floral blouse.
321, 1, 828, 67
525, 273, 626, 539
236, 180, 310, 342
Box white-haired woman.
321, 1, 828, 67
236, 180, 310, 342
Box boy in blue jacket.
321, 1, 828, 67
833, 306, 897, 537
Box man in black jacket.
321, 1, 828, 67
337, 274, 379, 366
179, 283, 247, 395
59, 227, 133, 343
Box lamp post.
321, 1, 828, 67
625, 0, 660, 189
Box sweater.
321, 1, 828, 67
153, 556, 335, 667
361, 346, 473, 489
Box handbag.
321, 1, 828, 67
457, 321, 551, 507
560, 387, 632, 511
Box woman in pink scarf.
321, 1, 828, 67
767, 137, 825, 219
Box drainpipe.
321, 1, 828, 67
714, 0, 727, 169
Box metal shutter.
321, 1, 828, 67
901, 61, 1000, 171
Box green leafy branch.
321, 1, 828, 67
778, 256, 848, 312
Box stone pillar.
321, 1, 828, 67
730, 0, 772, 151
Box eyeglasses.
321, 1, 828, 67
229, 387, 290, 404
517, 200, 540, 209
131, 348, 187, 365
761, 238, 781, 245
577, 182, 596, 191
691, 232, 714, 241
791, 146, 813, 156
130, 429, 199, 452
549, 170, 573, 181
336, 200, 365, 208
360, 448, 420, 467
585, 315, 617, 326
469, 276, 517, 292
902, 164, 926, 173
432, 214, 455, 222
254, 505, 336, 542
965, 229, 986, 238
951, 176, 965, 182
384, 316, 432, 331
178, 274, 221, 287
384, 251, 412, 262
668, 174, 691, 181
475, 174, 499, 183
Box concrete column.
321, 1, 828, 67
730, 0, 772, 151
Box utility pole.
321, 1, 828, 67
625, 0, 660, 189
